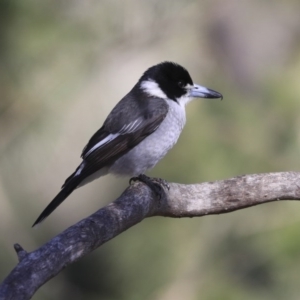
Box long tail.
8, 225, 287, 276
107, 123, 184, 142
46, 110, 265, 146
32, 176, 81, 227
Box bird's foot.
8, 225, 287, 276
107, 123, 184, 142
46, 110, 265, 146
129, 174, 169, 200
150, 177, 170, 191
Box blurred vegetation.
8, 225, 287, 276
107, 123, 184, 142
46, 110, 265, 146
1, 0, 300, 299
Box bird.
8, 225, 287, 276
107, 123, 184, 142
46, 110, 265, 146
33, 61, 223, 226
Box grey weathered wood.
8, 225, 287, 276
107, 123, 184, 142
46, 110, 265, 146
1, 172, 300, 300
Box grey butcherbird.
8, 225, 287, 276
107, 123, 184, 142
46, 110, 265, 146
33, 61, 223, 226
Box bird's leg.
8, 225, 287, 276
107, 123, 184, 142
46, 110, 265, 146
129, 174, 169, 200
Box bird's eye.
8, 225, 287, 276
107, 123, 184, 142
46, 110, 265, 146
178, 81, 185, 88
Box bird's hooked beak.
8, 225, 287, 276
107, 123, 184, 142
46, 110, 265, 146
189, 84, 223, 100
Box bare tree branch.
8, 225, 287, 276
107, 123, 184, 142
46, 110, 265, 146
1, 171, 300, 300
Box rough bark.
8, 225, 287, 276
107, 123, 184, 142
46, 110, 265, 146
1, 171, 300, 299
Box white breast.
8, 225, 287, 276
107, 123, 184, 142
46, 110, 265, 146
109, 99, 186, 176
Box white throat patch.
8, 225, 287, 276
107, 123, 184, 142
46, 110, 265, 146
141, 80, 167, 99
176, 93, 192, 107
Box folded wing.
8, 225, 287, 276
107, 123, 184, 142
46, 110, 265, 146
32, 96, 168, 226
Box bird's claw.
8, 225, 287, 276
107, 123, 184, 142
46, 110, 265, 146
129, 174, 169, 200
150, 177, 170, 190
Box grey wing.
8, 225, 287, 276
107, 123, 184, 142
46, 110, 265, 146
33, 95, 168, 226
64, 96, 169, 186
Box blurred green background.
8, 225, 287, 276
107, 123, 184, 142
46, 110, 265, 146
1, 0, 300, 299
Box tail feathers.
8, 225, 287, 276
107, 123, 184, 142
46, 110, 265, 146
32, 177, 80, 227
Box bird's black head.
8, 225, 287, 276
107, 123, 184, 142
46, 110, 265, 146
139, 61, 194, 101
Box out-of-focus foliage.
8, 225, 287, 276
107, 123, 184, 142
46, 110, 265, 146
1, 0, 300, 299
